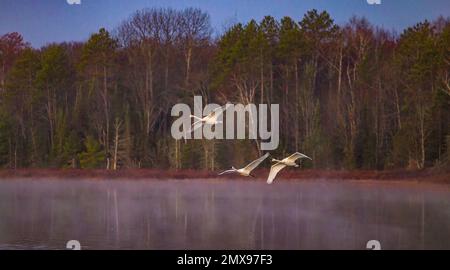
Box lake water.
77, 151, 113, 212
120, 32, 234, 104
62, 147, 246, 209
0, 179, 449, 250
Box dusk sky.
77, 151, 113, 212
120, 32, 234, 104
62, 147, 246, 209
1, 0, 449, 47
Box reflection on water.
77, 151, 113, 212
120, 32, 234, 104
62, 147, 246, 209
0, 179, 449, 250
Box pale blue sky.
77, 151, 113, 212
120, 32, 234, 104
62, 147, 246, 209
1, 0, 449, 47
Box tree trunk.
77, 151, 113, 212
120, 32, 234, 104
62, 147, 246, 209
46, 86, 54, 149
375, 78, 381, 168
175, 139, 178, 169
30, 102, 38, 165
394, 88, 402, 129
211, 141, 215, 170
145, 47, 153, 135
164, 48, 169, 91
103, 66, 110, 161
1, 62, 5, 90
113, 120, 121, 170
149, 49, 154, 100
260, 49, 264, 105
284, 66, 289, 145
294, 60, 299, 151
185, 46, 192, 86
419, 106, 426, 169
14, 143, 17, 169
337, 46, 343, 114
270, 63, 274, 103
447, 135, 450, 162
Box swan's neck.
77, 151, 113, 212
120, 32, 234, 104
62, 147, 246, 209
272, 158, 281, 163
190, 115, 203, 120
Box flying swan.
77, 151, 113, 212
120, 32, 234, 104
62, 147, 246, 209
218, 153, 270, 177
267, 152, 312, 184
184, 103, 232, 142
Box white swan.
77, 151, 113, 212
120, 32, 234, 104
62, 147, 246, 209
267, 152, 312, 184
218, 153, 269, 177
184, 103, 231, 141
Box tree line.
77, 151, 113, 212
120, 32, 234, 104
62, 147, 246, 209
0, 8, 448, 170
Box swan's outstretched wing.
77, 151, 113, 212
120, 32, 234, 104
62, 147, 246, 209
267, 163, 287, 184
218, 169, 236, 175
184, 120, 203, 142
286, 152, 312, 162
190, 115, 204, 121
208, 103, 232, 118
243, 153, 269, 173
190, 120, 203, 132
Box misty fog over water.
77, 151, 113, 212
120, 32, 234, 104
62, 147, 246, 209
0, 179, 449, 250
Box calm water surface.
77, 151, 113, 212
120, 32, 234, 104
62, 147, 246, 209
0, 179, 449, 250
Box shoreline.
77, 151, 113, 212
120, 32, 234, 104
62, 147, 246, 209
0, 168, 448, 183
